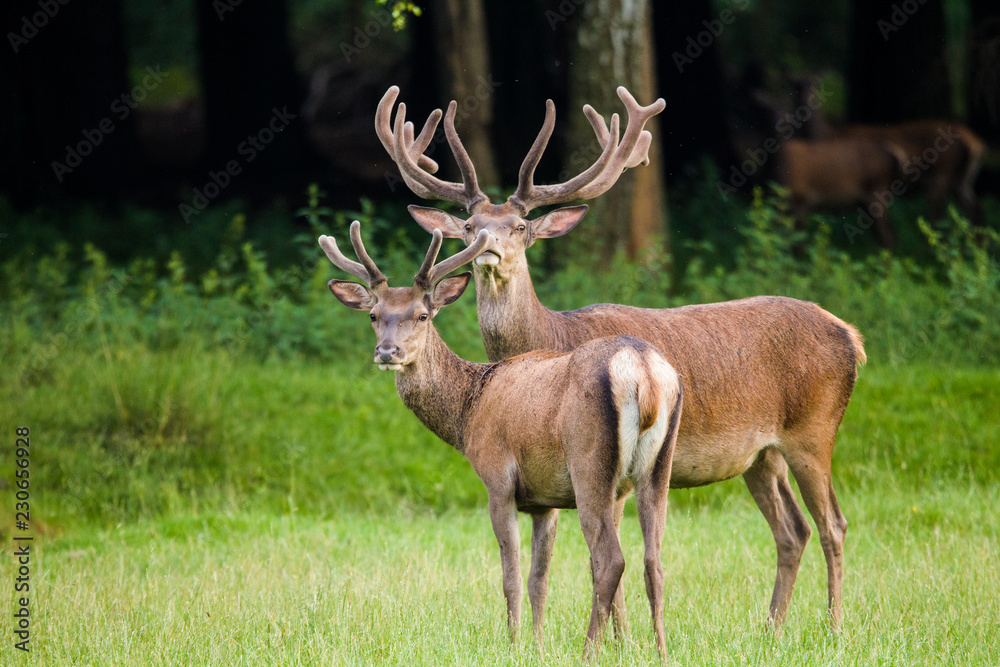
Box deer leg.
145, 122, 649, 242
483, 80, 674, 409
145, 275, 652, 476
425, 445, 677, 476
577, 499, 625, 661
635, 474, 670, 661
956, 183, 984, 226
743, 447, 812, 628
488, 490, 522, 642
866, 199, 897, 250
528, 509, 559, 647
925, 176, 950, 221
610, 496, 630, 640
786, 448, 847, 631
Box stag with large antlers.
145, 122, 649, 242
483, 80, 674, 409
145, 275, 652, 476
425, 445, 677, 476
319, 222, 683, 660
378, 86, 866, 634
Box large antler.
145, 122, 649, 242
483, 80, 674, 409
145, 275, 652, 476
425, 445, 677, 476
318, 220, 387, 288
414, 228, 492, 289
507, 86, 666, 215
376, 86, 490, 213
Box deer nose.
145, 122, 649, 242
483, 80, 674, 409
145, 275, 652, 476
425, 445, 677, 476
375, 345, 399, 363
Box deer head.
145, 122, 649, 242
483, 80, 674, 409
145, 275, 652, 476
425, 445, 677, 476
319, 221, 492, 370
375, 86, 665, 277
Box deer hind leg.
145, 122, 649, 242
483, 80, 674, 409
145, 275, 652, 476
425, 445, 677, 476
570, 465, 625, 661
743, 447, 812, 628
610, 496, 630, 640
785, 444, 847, 631
635, 472, 671, 661
528, 509, 559, 647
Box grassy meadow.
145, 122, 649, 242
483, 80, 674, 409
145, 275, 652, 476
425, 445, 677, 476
2, 194, 999, 664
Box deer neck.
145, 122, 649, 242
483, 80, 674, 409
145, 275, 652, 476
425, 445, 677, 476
393, 326, 484, 452
474, 254, 557, 360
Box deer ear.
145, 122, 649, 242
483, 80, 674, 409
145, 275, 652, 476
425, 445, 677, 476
328, 280, 378, 311
431, 272, 471, 308
530, 205, 589, 240
408, 205, 466, 238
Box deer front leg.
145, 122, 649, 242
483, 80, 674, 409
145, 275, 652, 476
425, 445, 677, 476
528, 509, 559, 647
489, 491, 522, 642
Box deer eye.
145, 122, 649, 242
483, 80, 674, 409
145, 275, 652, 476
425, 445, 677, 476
369, 313, 376, 321
464, 224, 472, 231
517, 224, 526, 232
418, 313, 429, 321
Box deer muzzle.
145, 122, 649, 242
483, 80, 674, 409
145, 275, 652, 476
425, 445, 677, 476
375, 344, 404, 371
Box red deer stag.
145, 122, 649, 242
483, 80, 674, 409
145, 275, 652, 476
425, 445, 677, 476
319, 222, 683, 660
376, 85, 866, 634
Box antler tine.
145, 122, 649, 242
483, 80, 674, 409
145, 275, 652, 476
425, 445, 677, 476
414, 229, 444, 288
606, 86, 665, 170
377, 86, 490, 212
375, 87, 440, 196
508, 112, 620, 215
506, 86, 665, 214
444, 101, 489, 211
392, 104, 488, 212
404, 115, 442, 173
348, 220, 387, 286
511, 99, 557, 207
417, 229, 492, 288
584, 104, 611, 147
318, 234, 371, 283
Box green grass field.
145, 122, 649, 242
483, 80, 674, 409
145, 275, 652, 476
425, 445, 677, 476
2, 200, 999, 663
2, 352, 999, 665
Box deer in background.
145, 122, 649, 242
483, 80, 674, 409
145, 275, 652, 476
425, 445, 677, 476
788, 77, 986, 224
320, 222, 683, 660
377, 85, 867, 634
729, 71, 907, 248
777, 137, 906, 248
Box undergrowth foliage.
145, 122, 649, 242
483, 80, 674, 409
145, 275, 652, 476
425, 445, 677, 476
1, 191, 998, 524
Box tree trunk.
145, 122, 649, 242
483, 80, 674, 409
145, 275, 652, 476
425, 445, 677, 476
847, 0, 953, 122
195, 0, 317, 196
1, 0, 140, 205
568, 0, 668, 263
967, 0, 1000, 146
431, 0, 501, 190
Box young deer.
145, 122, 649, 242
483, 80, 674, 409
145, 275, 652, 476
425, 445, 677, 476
376, 86, 866, 632
320, 222, 683, 660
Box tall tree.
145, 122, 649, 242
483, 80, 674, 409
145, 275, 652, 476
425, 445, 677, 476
566, 0, 669, 262
847, 0, 952, 122
195, 0, 317, 195
2, 0, 140, 205
967, 0, 1000, 146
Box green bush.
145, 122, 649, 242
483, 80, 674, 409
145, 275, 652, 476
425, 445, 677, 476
2, 191, 998, 526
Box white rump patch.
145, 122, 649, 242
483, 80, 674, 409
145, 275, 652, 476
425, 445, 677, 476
608, 349, 678, 482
